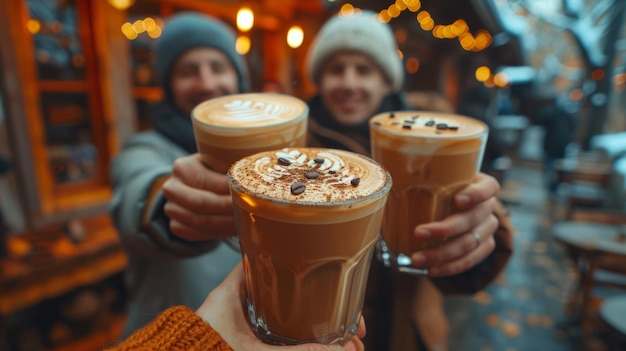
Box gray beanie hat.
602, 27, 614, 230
307, 10, 404, 91
155, 12, 249, 98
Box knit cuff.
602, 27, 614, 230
109, 306, 233, 351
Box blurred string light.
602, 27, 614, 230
108, 0, 135, 10
26, 19, 41, 34
236, 7, 254, 32
374, 0, 492, 52
475, 66, 510, 88
121, 17, 162, 40
236, 36, 251, 54
287, 26, 304, 49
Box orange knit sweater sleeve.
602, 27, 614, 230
104, 306, 234, 351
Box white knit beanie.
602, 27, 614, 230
307, 10, 404, 92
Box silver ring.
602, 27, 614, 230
471, 231, 481, 249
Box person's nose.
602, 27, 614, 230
340, 68, 359, 89
196, 65, 218, 92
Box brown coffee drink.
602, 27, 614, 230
227, 147, 392, 345
370, 111, 488, 270
192, 93, 308, 173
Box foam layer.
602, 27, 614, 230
370, 111, 488, 155
228, 148, 390, 204
192, 93, 307, 130
370, 111, 487, 137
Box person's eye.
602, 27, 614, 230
211, 63, 229, 74
357, 65, 373, 75
327, 65, 344, 75
174, 65, 197, 77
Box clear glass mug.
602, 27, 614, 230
227, 147, 392, 345
191, 93, 309, 250
369, 111, 488, 274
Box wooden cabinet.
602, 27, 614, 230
0, 0, 135, 228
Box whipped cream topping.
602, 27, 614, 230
228, 148, 390, 203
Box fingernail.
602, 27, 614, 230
412, 253, 426, 266
415, 229, 430, 239
456, 194, 470, 208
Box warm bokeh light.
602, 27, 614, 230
474, 30, 493, 51
416, 10, 430, 23
397, 49, 404, 60
121, 18, 162, 40
287, 26, 304, 49
236, 35, 251, 54
378, 11, 391, 23
569, 88, 584, 101
420, 18, 434, 31
339, 3, 355, 16
591, 69, 605, 81
451, 19, 468, 36
406, 57, 420, 73
236, 7, 254, 32
388, 4, 401, 18
395, 29, 407, 45
494, 72, 509, 87
133, 20, 145, 33
144, 17, 156, 31
475, 66, 491, 82
407, 0, 421, 12
26, 19, 41, 34
108, 0, 135, 10
395, 0, 407, 11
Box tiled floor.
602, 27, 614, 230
445, 160, 616, 351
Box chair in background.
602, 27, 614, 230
553, 209, 626, 339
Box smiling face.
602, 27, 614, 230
318, 51, 392, 127
170, 47, 240, 115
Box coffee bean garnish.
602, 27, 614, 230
291, 182, 306, 195
402, 125, 412, 130
373, 121, 382, 126
328, 170, 336, 174
351, 177, 361, 187
412, 115, 420, 119
425, 120, 435, 126
278, 157, 292, 165
389, 112, 395, 118
403, 119, 415, 124
448, 125, 459, 130
304, 171, 319, 179
313, 158, 325, 164
436, 123, 448, 130
391, 122, 401, 125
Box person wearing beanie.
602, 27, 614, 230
104, 263, 366, 351
304, 11, 513, 351
110, 12, 248, 337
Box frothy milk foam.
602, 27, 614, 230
228, 147, 391, 344
370, 111, 488, 255
192, 93, 308, 173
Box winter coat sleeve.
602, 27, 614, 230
110, 134, 218, 260
103, 306, 233, 351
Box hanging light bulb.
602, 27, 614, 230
287, 26, 304, 49
108, 0, 135, 10
237, 7, 254, 32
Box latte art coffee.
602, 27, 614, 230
191, 93, 308, 173
370, 111, 488, 273
228, 147, 391, 345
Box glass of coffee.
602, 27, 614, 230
369, 111, 488, 275
191, 92, 309, 173
191, 93, 308, 250
227, 147, 392, 345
